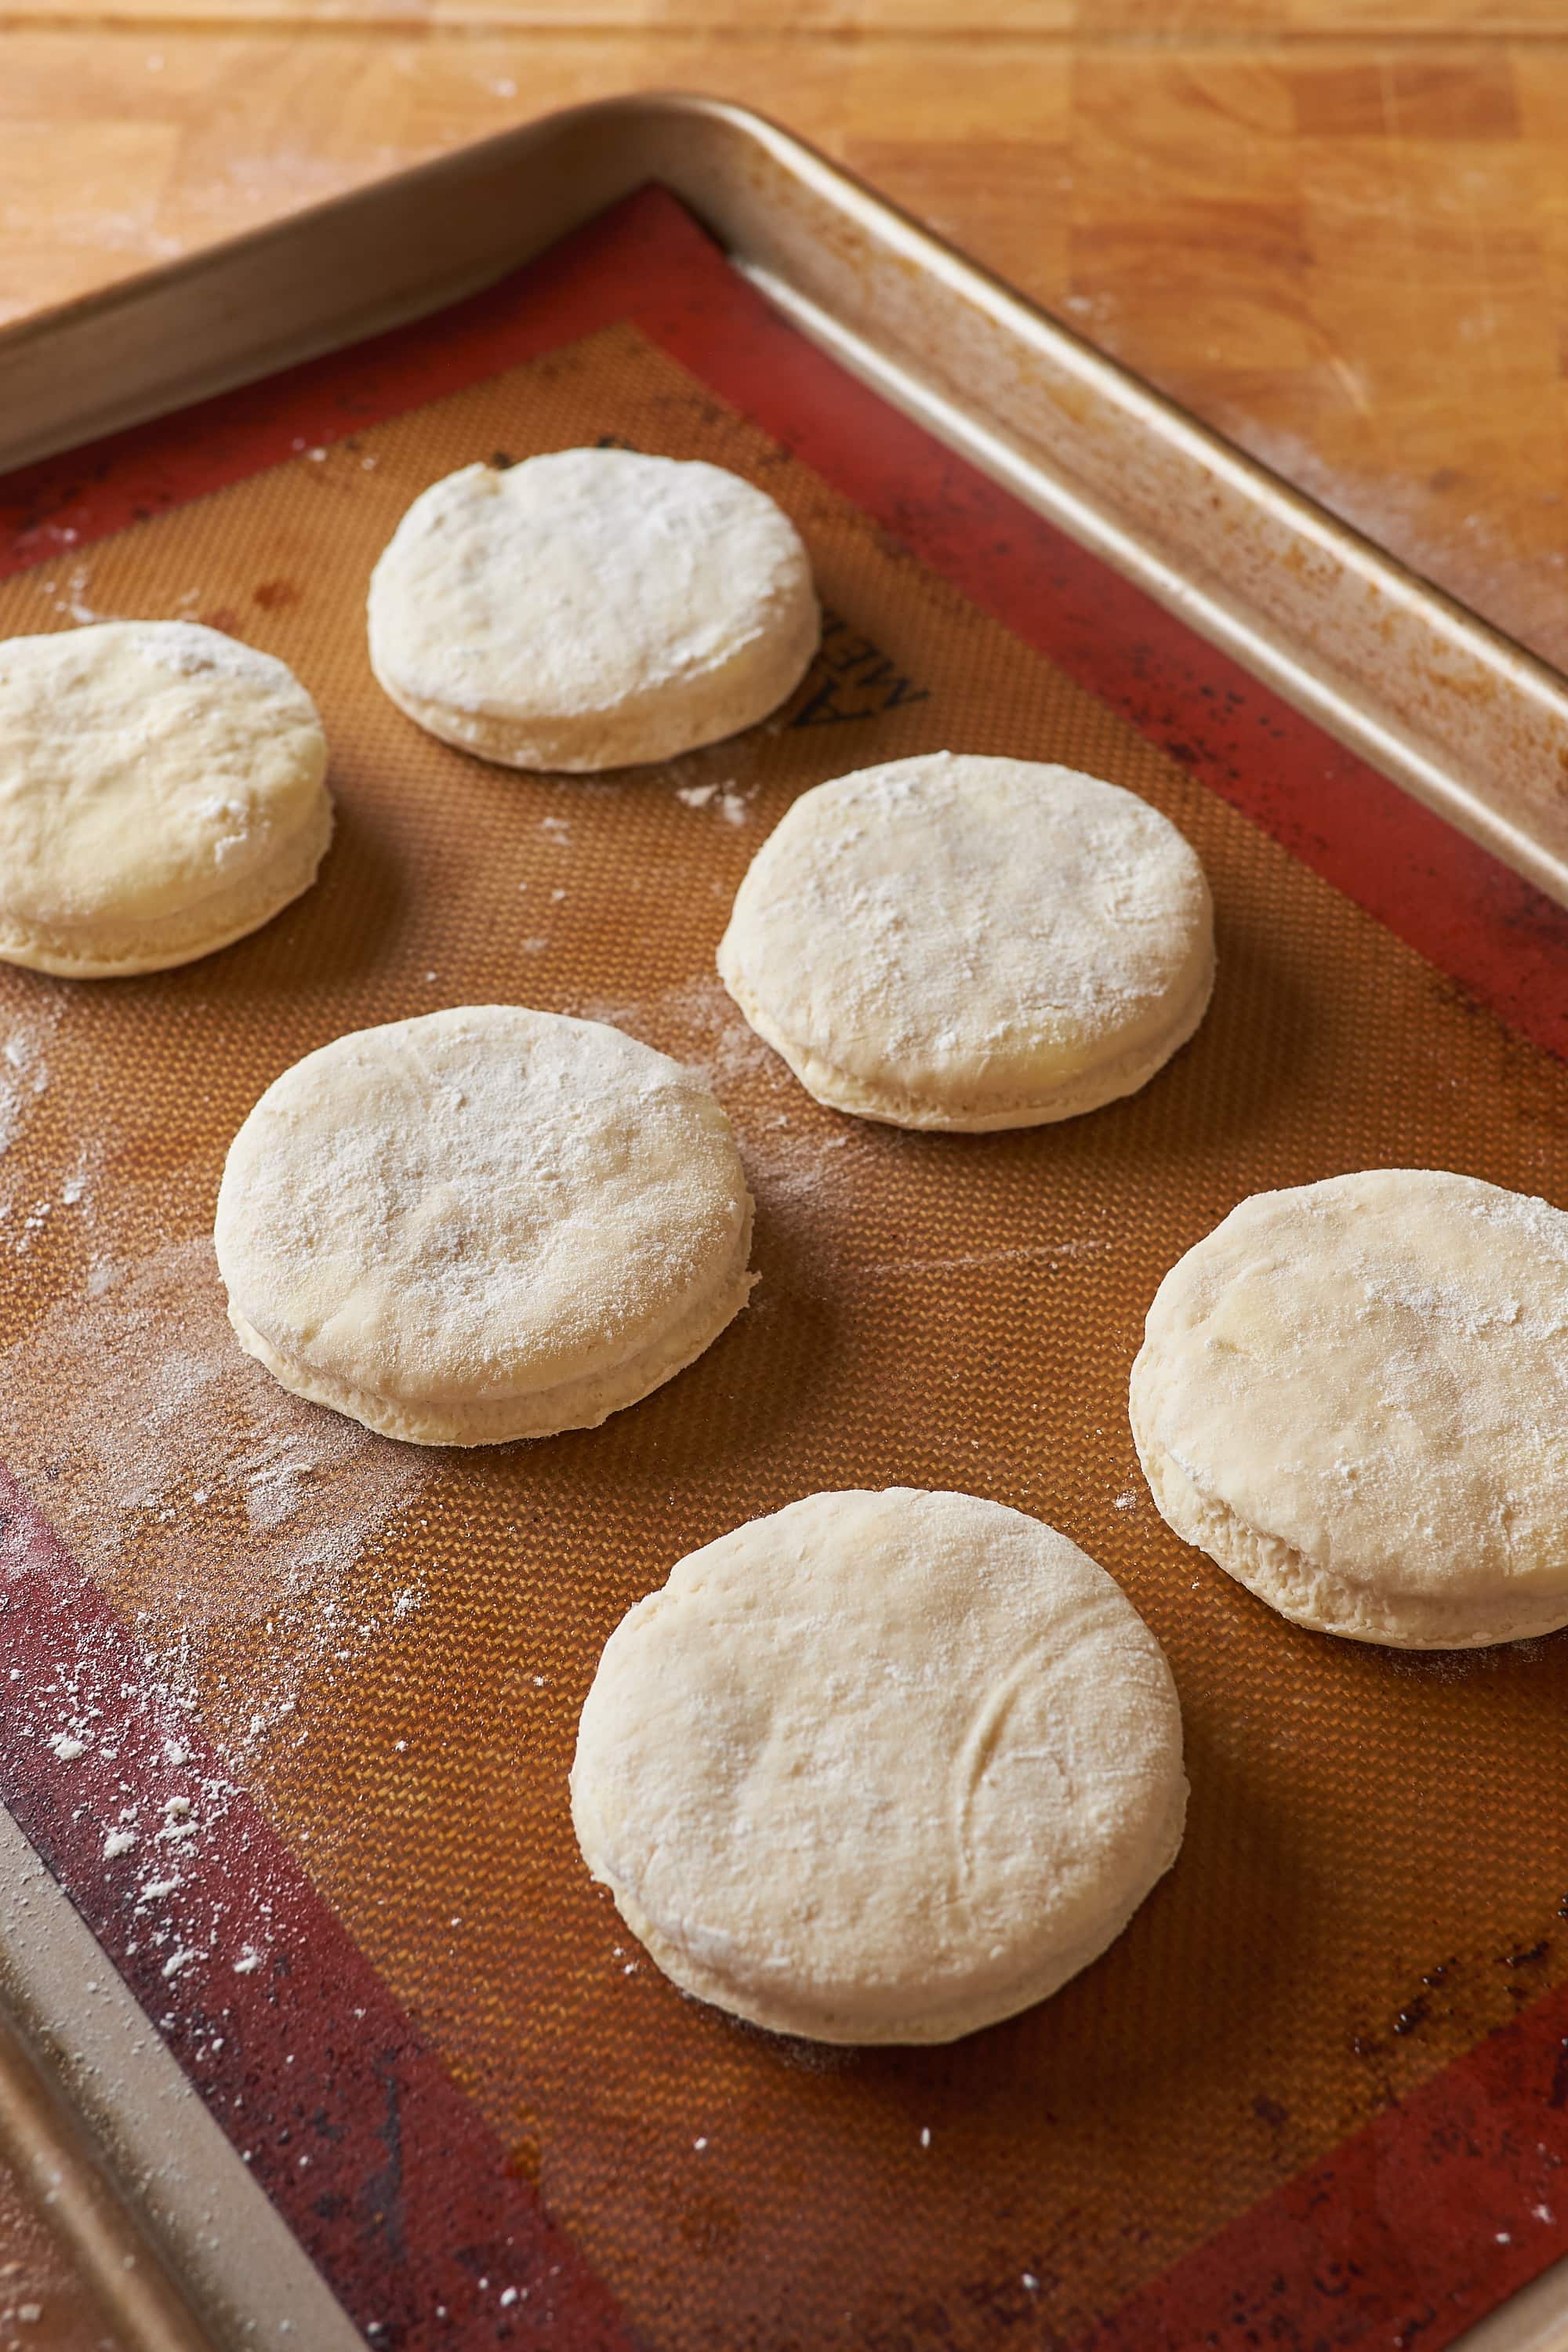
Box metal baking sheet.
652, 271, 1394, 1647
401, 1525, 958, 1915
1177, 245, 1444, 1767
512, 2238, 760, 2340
1, 120, 1567, 2352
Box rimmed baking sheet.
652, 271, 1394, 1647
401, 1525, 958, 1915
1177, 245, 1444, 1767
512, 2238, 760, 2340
2, 183, 1568, 2352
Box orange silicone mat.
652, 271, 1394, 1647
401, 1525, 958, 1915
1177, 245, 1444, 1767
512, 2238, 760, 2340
2, 186, 1568, 2351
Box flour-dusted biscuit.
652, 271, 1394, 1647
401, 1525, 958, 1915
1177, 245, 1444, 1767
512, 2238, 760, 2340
717, 752, 1214, 1131
572, 1487, 1186, 2044
0, 622, 331, 977
366, 449, 819, 771
1131, 1169, 1568, 1648
215, 1007, 756, 1446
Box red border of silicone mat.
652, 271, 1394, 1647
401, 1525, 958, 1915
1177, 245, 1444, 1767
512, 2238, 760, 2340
4, 184, 1568, 2351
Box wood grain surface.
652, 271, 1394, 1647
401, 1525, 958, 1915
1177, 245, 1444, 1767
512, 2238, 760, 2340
3, 9, 1567, 673
4, 9, 1568, 672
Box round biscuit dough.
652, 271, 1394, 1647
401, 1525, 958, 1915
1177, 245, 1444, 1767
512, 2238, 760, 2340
571, 1487, 1187, 2044
716, 752, 1214, 1131
214, 1007, 757, 1446
1130, 1169, 1568, 1648
0, 622, 331, 977
366, 449, 819, 771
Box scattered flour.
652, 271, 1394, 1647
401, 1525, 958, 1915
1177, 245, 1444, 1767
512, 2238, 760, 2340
0, 1000, 72, 1255
575, 981, 1112, 1294
0, 1005, 58, 1160
140, 623, 284, 688
575, 973, 844, 1217
674, 777, 750, 825
0, 1236, 432, 2002
0, 1237, 428, 1751
34, 561, 116, 626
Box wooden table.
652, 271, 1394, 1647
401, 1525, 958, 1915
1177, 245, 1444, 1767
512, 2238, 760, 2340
5, 2, 1567, 677
1, 5, 1566, 2340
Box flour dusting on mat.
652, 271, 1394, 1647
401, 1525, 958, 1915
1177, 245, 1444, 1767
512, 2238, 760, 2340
0, 1000, 67, 1252
0, 1003, 60, 1160
0, 1232, 431, 2005
0, 1233, 426, 1681
577, 973, 852, 1214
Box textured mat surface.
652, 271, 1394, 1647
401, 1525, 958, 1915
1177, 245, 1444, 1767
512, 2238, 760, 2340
2, 188, 1567, 2351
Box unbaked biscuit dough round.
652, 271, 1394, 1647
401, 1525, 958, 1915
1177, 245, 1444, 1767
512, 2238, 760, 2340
717, 752, 1214, 1131
366, 448, 819, 771
1131, 1169, 1568, 1649
0, 622, 331, 977
214, 1007, 756, 1446
572, 1487, 1187, 2045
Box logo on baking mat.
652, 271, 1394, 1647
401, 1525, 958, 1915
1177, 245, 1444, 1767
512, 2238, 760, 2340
789, 612, 929, 728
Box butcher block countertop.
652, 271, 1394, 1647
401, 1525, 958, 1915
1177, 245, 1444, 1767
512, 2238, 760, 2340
4, 1, 1567, 681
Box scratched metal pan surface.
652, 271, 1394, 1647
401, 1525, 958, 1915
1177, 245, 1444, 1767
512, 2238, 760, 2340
0, 111, 1567, 2352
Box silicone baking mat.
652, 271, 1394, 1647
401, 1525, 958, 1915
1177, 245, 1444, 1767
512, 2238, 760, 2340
3, 185, 1568, 2352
